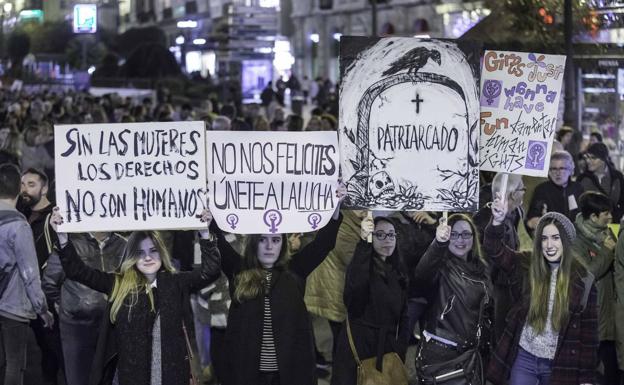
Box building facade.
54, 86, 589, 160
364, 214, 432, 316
288, 0, 489, 82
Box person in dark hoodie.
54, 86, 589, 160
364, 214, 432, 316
578, 142, 624, 222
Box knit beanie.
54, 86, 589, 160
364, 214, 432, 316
538, 212, 576, 241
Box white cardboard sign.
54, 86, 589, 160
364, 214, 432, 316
206, 131, 339, 234
339, 37, 481, 211
479, 50, 566, 177
55, 121, 208, 232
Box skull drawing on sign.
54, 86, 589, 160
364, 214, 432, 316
369, 171, 395, 200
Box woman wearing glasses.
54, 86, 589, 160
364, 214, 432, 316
331, 215, 409, 385
413, 214, 492, 385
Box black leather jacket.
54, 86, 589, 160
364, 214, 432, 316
414, 240, 492, 350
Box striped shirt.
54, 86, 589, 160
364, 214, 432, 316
259, 270, 278, 372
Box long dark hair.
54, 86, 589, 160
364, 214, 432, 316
527, 218, 578, 333
447, 213, 487, 267
373, 217, 408, 289
233, 233, 288, 303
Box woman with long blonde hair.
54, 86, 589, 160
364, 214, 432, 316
485, 198, 598, 385
50, 208, 221, 385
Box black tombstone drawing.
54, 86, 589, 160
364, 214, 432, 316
342, 40, 479, 211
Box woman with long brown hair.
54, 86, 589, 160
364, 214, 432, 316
49, 208, 220, 385
413, 213, 492, 385
211, 185, 346, 385
485, 198, 598, 385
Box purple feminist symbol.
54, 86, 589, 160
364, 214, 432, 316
263, 209, 283, 234
226, 214, 239, 230
525, 140, 547, 170
307, 213, 322, 230
483, 80, 502, 106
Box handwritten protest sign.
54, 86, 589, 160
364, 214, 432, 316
339, 37, 481, 211
55, 122, 207, 232
479, 50, 566, 177
206, 131, 339, 234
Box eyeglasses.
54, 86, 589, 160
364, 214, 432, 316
513, 187, 526, 194
374, 231, 396, 240
450, 231, 473, 240
584, 154, 598, 161
549, 167, 570, 172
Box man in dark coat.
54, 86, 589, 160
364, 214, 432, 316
578, 142, 624, 222
526, 150, 584, 233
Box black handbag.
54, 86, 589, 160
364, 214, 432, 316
417, 347, 482, 384
416, 291, 488, 384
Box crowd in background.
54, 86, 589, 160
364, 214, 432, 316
0, 77, 623, 385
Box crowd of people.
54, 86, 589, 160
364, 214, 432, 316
0, 82, 623, 385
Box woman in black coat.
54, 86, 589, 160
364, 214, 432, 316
50, 208, 220, 385
211, 186, 345, 385
414, 213, 493, 385
331, 215, 410, 385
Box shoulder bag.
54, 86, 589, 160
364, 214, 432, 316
345, 317, 409, 385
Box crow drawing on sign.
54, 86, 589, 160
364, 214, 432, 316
382, 47, 442, 76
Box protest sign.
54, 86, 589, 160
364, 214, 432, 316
339, 37, 481, 211
206, 131, 339, 234
479, 50, 566, 177
55, 121, 207, 232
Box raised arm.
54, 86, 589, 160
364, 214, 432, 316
56, 239, 115, 294
483, 197, 524, 274
177, 209, 222, 292
210, 220, 242, 281
343, 240, 372, 317
289, 182, 346, 278
50, 208, 114, 294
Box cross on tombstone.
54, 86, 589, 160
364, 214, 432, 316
411, 93, 424, 114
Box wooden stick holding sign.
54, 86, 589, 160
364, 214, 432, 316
367, 211, 373, 243
498, 173, 509, 202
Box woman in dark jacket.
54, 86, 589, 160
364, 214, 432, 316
414, 213, 492, 385
50, 208, 220, 385
485, 199, 598, 385
331, 215, 410, 385
212, 186, 345, 385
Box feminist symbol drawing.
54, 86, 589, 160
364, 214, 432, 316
481, 80, 502, 107
263, 209, 283, 233
307, 213, 322, 230
226, 214, 239, 230
525, 140, 547, 170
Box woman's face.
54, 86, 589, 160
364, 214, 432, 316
372, 221, 396, 259
257, 234, 283, 268
448, 220, 474, 259
541, 224, 563, 262
136, 237, 162, 277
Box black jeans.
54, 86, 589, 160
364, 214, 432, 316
30, 311, 64, 385
0, 315, 29, 385
258, 371, 280, 385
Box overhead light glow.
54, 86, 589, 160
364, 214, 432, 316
310, 33, 320, 43
193, 38, 206, 45
333, 33, 342, 41
175, 35, 185, 45
177, 20, 198, 29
